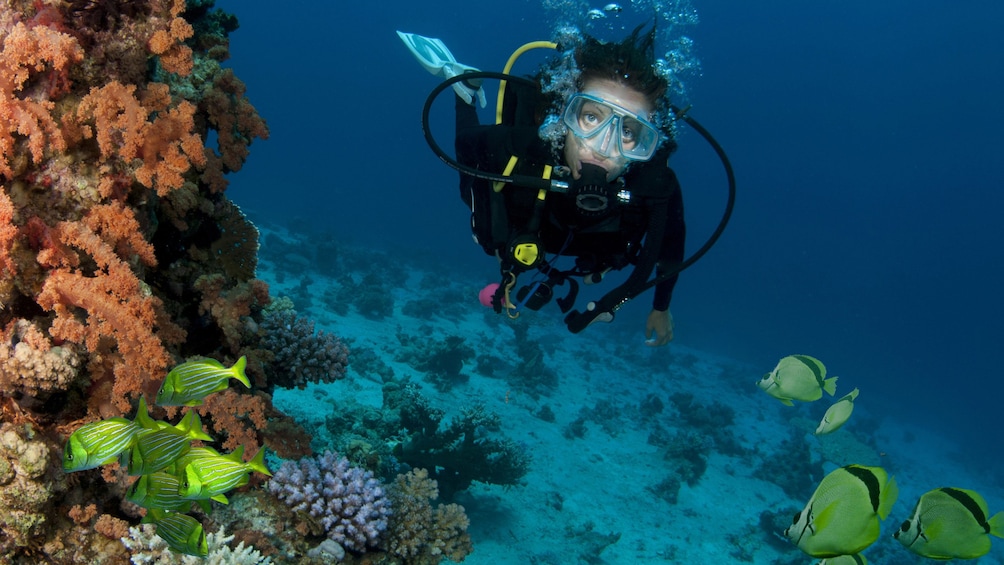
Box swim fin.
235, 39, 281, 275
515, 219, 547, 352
397, 30, 486, 108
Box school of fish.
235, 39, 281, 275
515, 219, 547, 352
760, 354, 1003, 561
63, 356, 270, 557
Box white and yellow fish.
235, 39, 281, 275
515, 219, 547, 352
785, 464, 898, 557
758, 354, 837, 406
895, 487, 1004, 560
815, 387, 859, 435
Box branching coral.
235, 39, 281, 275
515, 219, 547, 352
395, 333, 474, 392
267, 451, 390, 553
259, 308, 349, 390
122, 523, 273, 564
385, 468, 472, 564
386, 386, 531, 501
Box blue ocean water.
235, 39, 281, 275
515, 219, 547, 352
221, 0, 1003, 451
214, 0, 1003, 560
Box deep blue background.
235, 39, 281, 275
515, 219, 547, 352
217, 0, 1004, 454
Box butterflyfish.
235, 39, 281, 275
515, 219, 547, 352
894, 487, 1004, 560
815, 387, 859, 435
758, 354, 837, 406
785, 464, 898, 557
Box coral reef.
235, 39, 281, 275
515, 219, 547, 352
267, 451, 391, 553
259, 307, 350, 390
320, 380, 531, 502
506, 323, 557, 399
667, 392, 745, 456
384, 468, 473, 564
391, 394, 532, 501
394, 331, 474, 391
0, 423, 68, 559
754, 427, 820, 501
121, 523, 273, 564
0, 0, 302, 560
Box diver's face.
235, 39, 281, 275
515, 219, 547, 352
564, 78, 653, 181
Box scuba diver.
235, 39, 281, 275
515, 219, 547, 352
400, 24, 733, 346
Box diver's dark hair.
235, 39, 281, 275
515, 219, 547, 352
575, 23, 667, 107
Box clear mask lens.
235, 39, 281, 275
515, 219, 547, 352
562, 94, 662, 161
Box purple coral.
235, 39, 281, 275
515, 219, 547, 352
260, 309, 349, 388
267, 451, 390, 552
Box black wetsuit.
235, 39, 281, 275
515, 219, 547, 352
454, 91, 685, 312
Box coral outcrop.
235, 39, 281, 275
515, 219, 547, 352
267, 451, 390, 552
0, 0, 299, 560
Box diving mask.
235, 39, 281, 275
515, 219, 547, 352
562, 93, 663, 162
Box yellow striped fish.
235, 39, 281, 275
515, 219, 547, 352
166, 445, 223, 476
126, 411, 211, 476
126, 471, 209, 513
142, 509, 208, 557
63, 417, 142, 472
178, 447, 271, 504
156, 356, 250, 407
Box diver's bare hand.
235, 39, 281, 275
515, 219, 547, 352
645, 308, 674, 347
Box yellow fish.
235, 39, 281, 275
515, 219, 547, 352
785, 464, 898, 557
141, 509, 207, 557
758, 354, 837, 406
895, 487, 1004, 560
156, 356, 250, 407
815, 387, 859, 435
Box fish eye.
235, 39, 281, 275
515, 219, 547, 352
791, 511, 801, 525
899, 520, 910, 531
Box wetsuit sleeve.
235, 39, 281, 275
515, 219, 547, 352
651, 169, 685, 311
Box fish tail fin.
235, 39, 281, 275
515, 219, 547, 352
231, 355, 251, 388
878, 475, 898, 520
247, 447, 272, 476
989, 511, 1004, 538
181, 410, 214, 442
823, 376, 838, 396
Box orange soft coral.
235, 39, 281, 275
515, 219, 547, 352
194, 388, 268, 455
148, 16, 194, 76
75, 81, 206, 196
0, 189, 15, 277
35, 203, 183, 414
0, 22, 84, 179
